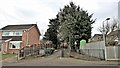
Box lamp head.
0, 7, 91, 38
106, 18, 110, 20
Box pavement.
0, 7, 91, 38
70, 52, 102, 61
2, 50, 119, 66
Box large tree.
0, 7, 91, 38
58, 2, 95, 46
43, 2, 95, 49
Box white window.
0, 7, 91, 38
9, 32, 14, 36
10, 41, 22, 49
2, 31, 22, 36
14, 31, 22, 36
2, 32, 9, 36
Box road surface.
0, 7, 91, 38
2, 50, 119, 66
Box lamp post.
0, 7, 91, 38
102, 18, 110, 60
102, 18, 110, 46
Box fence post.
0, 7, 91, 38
16, 50, 19, 62
104, 46, 107, 61
37, 46, 39, 56
88, 49, 89, 56
99, 49, 100, 59
24, 48, 26, 59
31, 46, 33, 56
114, 46, 117, 60
28, 47, 29, 56
60, 48, 64, 57
103, 49, 105, 60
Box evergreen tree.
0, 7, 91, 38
44, 2, 95, 49
43, 18, 60, 49
58, 2, 95, 46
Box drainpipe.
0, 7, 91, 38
26, 30, 29, 46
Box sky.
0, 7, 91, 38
0, 0, 119, 38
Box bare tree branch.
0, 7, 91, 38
111, 19, 118, 31
97, 22, 110, 35
98, 18, 119, 35
98, 26, 103, 33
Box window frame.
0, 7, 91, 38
2, 31, 22, 36
9, 41, 22, 49
14, 31, 22, 36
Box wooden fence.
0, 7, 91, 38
106, 46, 120, 60
80, 41, 105, 60
80, 41, 120, 60
17, 43, 54, 60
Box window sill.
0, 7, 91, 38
9, 48, 20, 50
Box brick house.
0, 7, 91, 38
0, 24, 41, 53
91, 34, 103, 42
106, 30, 119, 46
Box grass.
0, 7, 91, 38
0, 53, 17, 60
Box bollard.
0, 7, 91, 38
16, 51, 19, 62
61, 48, 64, 57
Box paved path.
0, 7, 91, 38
2, 50, 119, 66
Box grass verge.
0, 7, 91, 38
1, 54, 16, 60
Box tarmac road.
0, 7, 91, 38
2, 50, 119, 66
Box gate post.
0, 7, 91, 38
61, 48, 64, 57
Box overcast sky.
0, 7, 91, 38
0, 0, 119, 37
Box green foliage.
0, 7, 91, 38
58, 2, 95, 45
43, 18, 60, 49
43, 2, 95, 48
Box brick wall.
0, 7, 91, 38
2, 42, 7, 53
22, 30, 27, 47
28, 26, 40, 45
7, 49, 19, 54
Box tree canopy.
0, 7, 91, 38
58, 2, 95, 44
43, 2, 95, 48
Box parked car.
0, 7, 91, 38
117, 42, 120, 46
113, 41, 120, 46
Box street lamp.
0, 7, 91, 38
102, 18, 110, 46
102, 18, 110, 60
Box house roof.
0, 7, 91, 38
107, 30, 119, 41
92, 34, 103, 38
106, 30, 120, 46
107, 30, 119, 37
0, 24, 41, 35
1, 24, 35, 30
